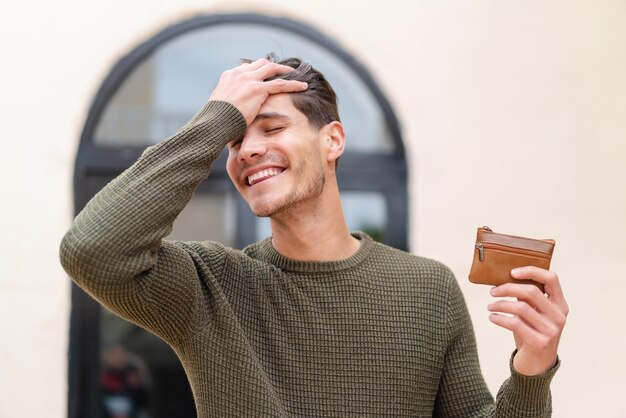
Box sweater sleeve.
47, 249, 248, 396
433, 270, 559, 417
59, 100, 247, 344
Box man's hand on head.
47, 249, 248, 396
210, 58, 308, 126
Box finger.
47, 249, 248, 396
264, 79, 308, 95
489, 312, 546, 348
491, 283, 555, 315
488, 299, 554, 335
239, 58, 271, 71
511, 266, 568, 310
252, 62, 300, 80
491, 284, 568, 333
515, 294, 567, 335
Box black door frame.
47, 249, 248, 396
69, 13, 408, 418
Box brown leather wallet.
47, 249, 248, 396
468, 226, 555, 292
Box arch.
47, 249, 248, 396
70, 13, 409, 418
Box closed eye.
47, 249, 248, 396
266, 126, 285, 135
228, 139, 242, 149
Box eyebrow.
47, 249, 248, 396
253, 112, 291, 123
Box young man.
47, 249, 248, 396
60, 56, 568, 416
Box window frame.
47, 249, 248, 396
70, 13, 408, 418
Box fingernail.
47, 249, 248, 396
490, 287, 496, 296
511, 268, 522, 277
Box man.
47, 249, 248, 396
60, 56, 568, 416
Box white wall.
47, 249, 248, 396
1, 1, 624, 417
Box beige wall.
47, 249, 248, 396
1, 1, 625, 417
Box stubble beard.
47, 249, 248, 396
252, 158, 326, 219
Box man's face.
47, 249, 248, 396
226, 94, 327, 218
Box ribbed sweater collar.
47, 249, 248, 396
255, 231, 374, 273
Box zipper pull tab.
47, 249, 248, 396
475, 242, 484, 261
483, 226, 492, 232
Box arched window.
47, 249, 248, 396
70, 13, 407, 418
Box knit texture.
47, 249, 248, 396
60, 101, 558, 417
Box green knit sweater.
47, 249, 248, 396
60, 101, 558, 417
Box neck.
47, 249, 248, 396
269, 178, 360, 261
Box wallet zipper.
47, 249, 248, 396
475, 241, 551, 262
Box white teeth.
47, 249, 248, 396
247, 168, 282, 185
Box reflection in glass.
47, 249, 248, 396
94, 23, 394, 153
101, 344, 151, 418
100, 192, 234, 418
100, 311, 194, 418
255, 191, 387, 243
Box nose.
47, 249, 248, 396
237, 133, 267, 163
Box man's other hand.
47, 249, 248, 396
487, 266, 569, 376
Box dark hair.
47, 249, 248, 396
244, 53, 340, 130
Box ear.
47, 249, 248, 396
321, 121, 346, 167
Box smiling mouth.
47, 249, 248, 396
246, 167, 285, 186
